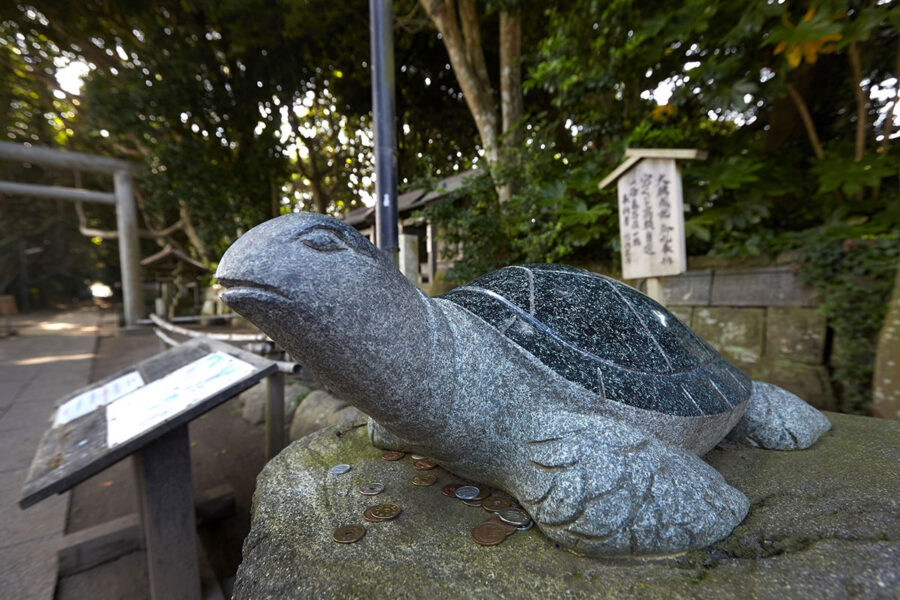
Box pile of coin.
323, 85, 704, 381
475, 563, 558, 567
363, 503, 402, 523
331, 450, 534, 548
442, 481, 533, 546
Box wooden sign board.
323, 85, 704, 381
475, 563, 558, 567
617, 158, 687, 280
19, 337, 276, 509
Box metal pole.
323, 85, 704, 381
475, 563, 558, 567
0, 180, 117, 204
114, 170, 143, 327
18, 240, 29, 312
369, 0, 399, 253
265, 372, 286, 460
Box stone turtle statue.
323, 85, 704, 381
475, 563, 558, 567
216, 212, 831, 556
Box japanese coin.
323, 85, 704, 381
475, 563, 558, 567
497, 508, 531, 527
370, 503, 402, 521
517, 520, 534, 532
455, 485, 480, 500
442, 484, 463, 497
410, 454, 426, 460
482, 496, 512, 512
333, 525, 365, 544
412, 473, 437, 486
413, 458, 437, 470
463, 499, 484, 507
363, 506, 387, 523
489, 515, 518, 536
359, 482, 385, 496
381, 450, 405, 461
329, 463, 351, 475
473, 485, 492, 501
471, 521, 507, 546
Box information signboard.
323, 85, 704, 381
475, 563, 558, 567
20, 337, 276, 509
617, 158, 687, 280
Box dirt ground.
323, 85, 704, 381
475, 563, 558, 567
56, 312, 273, 599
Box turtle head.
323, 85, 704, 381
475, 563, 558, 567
216, 212, 431, 419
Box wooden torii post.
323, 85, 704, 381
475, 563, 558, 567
599, 148, 707, 305
0, 142, 143, 327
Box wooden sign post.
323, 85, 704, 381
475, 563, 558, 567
599, 148, 707, 304
19, 338, 276, 600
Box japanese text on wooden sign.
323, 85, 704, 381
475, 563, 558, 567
617, 158, 687, 280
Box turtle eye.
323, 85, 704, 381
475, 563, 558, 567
299, 229, 346, 253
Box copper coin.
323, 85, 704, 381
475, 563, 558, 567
370, 503, 402, 520
412, 473, 437, 486
413, 458, 437, 470
333, 525, 365, 543
471, 521, 507, 546
463, 499, 483, 507
363, 507, 387, 523
482, 496, 513, 512
473, 485, 491, 501
442, 484, 463, 497
381, 450, 405, 461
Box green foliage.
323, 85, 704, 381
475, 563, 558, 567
793, 220, 899, 414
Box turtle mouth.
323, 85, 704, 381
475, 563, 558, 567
218, 278, 292, 303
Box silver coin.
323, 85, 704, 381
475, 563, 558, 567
359, 482, 385, 496
516, 520, 534, 531
329, 463, 351, 475
410, 454, 426, 460
497, 508, 531, 526
454, 485, 480, 500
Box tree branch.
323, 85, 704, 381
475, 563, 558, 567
881, 39, 900, 155
177, 199, 211, 265
419, 0, 499, 163
74, 200, 184, 239
848, 42, 866, 162
785, 83, 825, 161
458, 0, 492, 101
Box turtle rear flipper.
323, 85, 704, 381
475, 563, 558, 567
727, 381, 831, 450
517, 412, 749, 556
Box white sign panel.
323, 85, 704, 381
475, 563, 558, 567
53, 371, 145, 428
617, 158, 687, 280
106, 351, 255, 447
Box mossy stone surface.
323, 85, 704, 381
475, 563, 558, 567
234, 413, 899, 599
693, 307, 765, 364
765, 307, 827, 365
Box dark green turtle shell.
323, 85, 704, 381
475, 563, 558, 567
439, 264, 752, 417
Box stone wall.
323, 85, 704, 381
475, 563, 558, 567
640, 265, 835, 410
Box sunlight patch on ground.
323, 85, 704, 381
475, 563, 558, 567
39, 322, 75, 331
15, 353, 94, 366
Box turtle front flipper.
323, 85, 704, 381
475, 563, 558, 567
516, 412, 749, 556
727, 381, 831, 450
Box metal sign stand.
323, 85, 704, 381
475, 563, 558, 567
19, 338, 276, 599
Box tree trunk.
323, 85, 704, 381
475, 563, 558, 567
498, 9, 523, 203
420, 0, 523, 203
418, 0, 499, 164
873, 259, 900, 420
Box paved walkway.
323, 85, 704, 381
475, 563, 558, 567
0, 307, 104, 599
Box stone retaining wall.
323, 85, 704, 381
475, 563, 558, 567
639, 266, 834, 411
